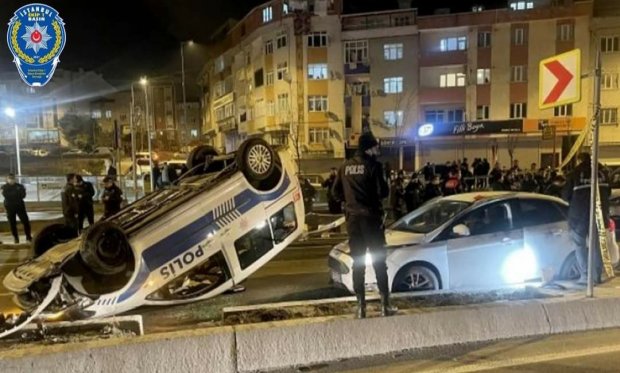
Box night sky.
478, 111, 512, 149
0, 0, 505, 87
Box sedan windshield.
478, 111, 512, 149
391, 200, 471, 234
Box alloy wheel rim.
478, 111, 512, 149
247, 144, 272, 175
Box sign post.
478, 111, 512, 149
588, 50, 601, 298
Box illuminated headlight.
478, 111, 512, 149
502, 245, 538, 284
365, 252, 372, 266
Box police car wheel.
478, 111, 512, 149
237, 138, 277, 182
80, 222, 132, 276
33, 223, 78, 257
187, 145, 218, 170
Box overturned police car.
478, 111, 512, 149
3, 138, 304, 322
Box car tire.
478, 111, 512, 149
236, 138, 280, 187
392, 264, 440, 292
558, 252, 580, 281
187, 145, 218, 170
80, 222, 132, 276
32, 223, 78, 257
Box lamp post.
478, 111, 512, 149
4, 107, 21, 176
180, 40, 193, 148
140, 77, 155, 193
129, 83, 139, 199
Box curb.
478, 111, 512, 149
1, 295, 620, 372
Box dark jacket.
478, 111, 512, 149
2, 182, 26, 210
322, 175, 337, 202
423, 183, 442, 202
102, 184, 123, 217
77, 181, 95, 208
62, 184, 80, 220
332, 153, 389, 217
562, 160, 611, 235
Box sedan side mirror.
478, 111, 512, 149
452, 224, 471, 237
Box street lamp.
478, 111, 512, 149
4, 107, 21, 176
140, 76, 155, 193
180, 40, 193, 149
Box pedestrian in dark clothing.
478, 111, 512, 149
332, 131, 396, 318
1, 174, 31, 244
102, 176, 123, 218
424, 175, 443, 202
520, 173, 538, 193
562, 153, 611, 285
301, 178, 316, 214
322, 168, 342, 214
76, 175, 95, 231
152, 162, 161, 190
389, 171, 405, 220
169, 164, 179, 184
62, 173, 80, 235
404, 178, 422, 213
544, 175, 565, 198
105, 159, 117, 181
423, 162, 434, 181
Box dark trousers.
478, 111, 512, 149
6, 206, 31, 240
346, 214, 389, 295
78, 204, 95, 230
571, 228, 603, 283
328, 199, 342, 214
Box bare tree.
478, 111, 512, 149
506, 135, 519, 166
379, 86, 417, 169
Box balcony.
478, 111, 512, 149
344, 62, 370, 75
342, 9, 417, 31
419, 86, 466, 105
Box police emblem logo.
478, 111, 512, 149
6, 3, 67, 87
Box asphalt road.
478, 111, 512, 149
300, 328, 620, 373
0, 236, 348, 333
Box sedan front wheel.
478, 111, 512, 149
392, 264, 440, 292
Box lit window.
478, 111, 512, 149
513, 27, 526, 45
510, 102, 527, 119
511, 65, 527, 82
308, 96, 328, 112
276, 33, 287, 49
307, 32, 328, 47
440, 36, 467, 52
283, 2, 289, 14
601, 108, 618, 125
191, 129, 198, 137
601, 36, 620, 53
265, 40, 274, 54
439, 73, 466, 87
384, 43, 403, 60
472, 5, 484, 12
384, 111, 404, 127
478, 31, 491, 48
277, 62, 288, 81
602, 72, 618, 90
384, 77, 403, 93
476, 68, 491, 84
262, 6, 273, 23
344, 40, 368, 64
105, 110, 112, 119
91, 110, 102, 119
476, 105, 489, 120
558, 23, 574, 42
510, 1, 533, 10
308, 64, 328, 80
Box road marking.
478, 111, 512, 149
425, 343, 620, 373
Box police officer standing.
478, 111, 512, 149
1, 174, 32, 244
332, 132, 396, 318
62, 173, 80, 235
76, 175, 95, 231
101, 176, 123, 218
562, 153, 611, 285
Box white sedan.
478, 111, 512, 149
330, 192, 619, 293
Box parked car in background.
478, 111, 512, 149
31, 149, 49, 157
91, 147, 114, 156
62, 148, 85, 156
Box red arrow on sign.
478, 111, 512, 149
543, 60, 574, 105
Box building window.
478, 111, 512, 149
440, 36, 467, 52
91, 110, 102, 119
513, 27, 526, 45
510, 102, 527, 118
476, 105, 489, 120
308, 63, 327, 80
254, 68, 264, 88
601, 108, 618, 124
267, 100, 275, 116
510, 1, 534, 10
558, 23, 574, 42
383, 43, 403, 60
265, 40, 274, 54
277, 93, 289, 111
309, 128, 330, 143
277, 62, 288, 80
511, 65, 527, 82
105, 110, 112, 119
276, 33, 287, 49
476, 68, 491, 84
307, 32, 328, 47
262, 6, 273, 23
384, 77, 403, 93
553, 104, 572, 117
266, 71, 274, 86
472, 5, 484, 12
349, 81, 370, 96
602, 72, 618, 90
308, 95, 328, 112
215, 56, 225, 73
345, 40, 368, 64
447, 108, 464, 122
601, 36, 620, 53
384, 111, 404, 127
439, 73, 466, 87
283, 2, 289, 14
478, 31, 491, 48
425, 110, 444, 124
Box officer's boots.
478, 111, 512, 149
356, 293, 366, 319
380, 293, 397, 317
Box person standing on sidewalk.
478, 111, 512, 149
76, 175, 95, 231
62, 173, 80, 235
322, 168, 342, 214
562, 152, 611, 285
332, 132, 396, 318
101, 176, 123, 218
1, 174, 32, 244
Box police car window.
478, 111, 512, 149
271, 203, 297, 244
453, 202, 512, 237
518, 199, 565, 227
234, 221, 274, 270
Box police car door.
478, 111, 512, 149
445, 200, 525, 288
